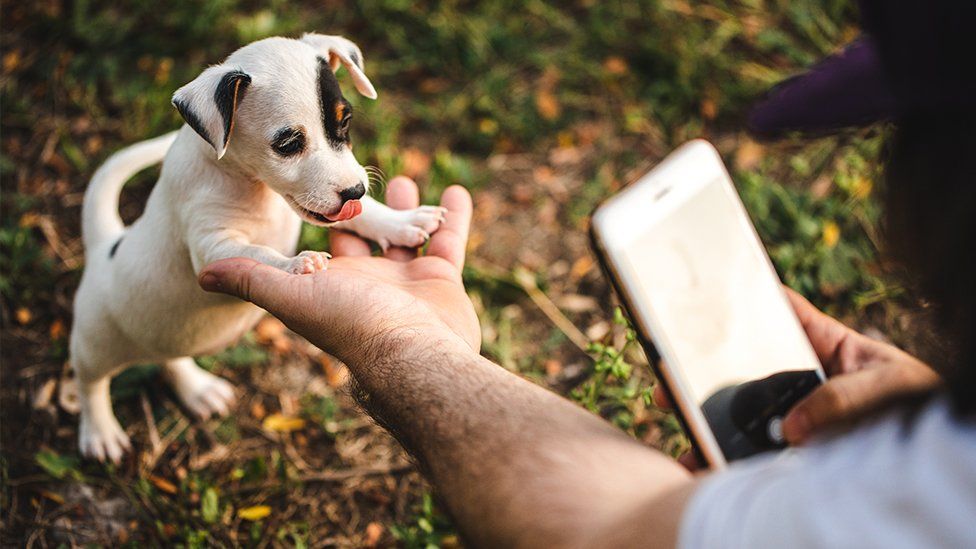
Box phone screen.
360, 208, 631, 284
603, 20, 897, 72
620, 174, 823, 461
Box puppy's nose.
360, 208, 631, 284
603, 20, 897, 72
339, 182, 366, 202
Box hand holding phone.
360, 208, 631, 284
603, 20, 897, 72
591, 140, 826, 468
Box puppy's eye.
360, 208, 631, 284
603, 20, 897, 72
338, 114, 352, 136
271, 127, 306, 157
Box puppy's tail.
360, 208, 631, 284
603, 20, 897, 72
82, 131, 178, 251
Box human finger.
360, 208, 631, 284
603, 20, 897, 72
384, 176, 422, 262
425, 185, 472, 271
330, 229, 372, 257
198, 258, 297, 316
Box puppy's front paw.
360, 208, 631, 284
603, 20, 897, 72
286, 251, 331, 274
381, 206, 448, 249
79, 414, 132, 464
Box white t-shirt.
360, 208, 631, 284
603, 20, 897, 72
679, 398, 976, 548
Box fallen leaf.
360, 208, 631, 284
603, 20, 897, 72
700, 97, 718, 120
822, 221, 841, 248
250, 401, 267, 420
15, 308, 31, 325
262, 413, 305, 433
254, 317, 285, 344
148, 474, 178, 495
318, 355, 347, 388
852, 177, 873, 199
569, 256, 594, 281
237, 505, 271, 521
603, 56, 629, 75
544, 359, 563, 377
49, 319, 65, 340
39, 489, 64, 504
535, 90, 561, 121
364, 521, 383, 547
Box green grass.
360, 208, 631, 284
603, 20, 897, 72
1, 0, 913, 546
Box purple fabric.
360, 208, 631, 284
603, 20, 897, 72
746, 1, 976, 140
747, 38, 897, 140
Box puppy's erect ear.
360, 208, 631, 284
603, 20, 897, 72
301, 33, 377, 99
171, 66, 252, 160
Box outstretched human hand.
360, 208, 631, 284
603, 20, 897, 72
197, 176, 480, 366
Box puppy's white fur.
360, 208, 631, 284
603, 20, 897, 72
70, 34, 444, 463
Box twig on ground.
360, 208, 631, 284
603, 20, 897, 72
513, 266, 590, 352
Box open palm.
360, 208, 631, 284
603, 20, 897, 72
198, 177, 480, 364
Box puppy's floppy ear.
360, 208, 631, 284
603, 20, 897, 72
301, 33, 377, 99
171, 65, 252, 160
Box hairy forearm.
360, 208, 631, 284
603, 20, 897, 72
348, 332, 696, 548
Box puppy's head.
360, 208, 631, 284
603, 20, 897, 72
171, 34, 377, 225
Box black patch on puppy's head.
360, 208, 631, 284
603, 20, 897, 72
317, 56, 352, 149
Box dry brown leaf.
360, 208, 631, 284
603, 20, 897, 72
603, 56, 629, 75
148, 474, 178, 495
544, 359, 563, 377
250, 401, 267, 420
254, 317, 285, 344
49, 319, 64, 340
319, 354, 348, 388
535, 89, 561, 121
700, 97, 718, 120
569, 256, 594, 281
15, 307, 31, 325
364, 521, 383, 547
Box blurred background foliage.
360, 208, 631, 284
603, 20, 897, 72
2, 0, 913, 546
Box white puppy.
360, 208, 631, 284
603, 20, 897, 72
69, 34, 445, 462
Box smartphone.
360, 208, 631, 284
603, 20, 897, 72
590, 140, 825, 469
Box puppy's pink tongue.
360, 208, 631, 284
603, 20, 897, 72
327, 199, 362, 222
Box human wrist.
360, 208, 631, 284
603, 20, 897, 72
345, 323, 477, 372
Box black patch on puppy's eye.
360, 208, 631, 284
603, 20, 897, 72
317, 56, 353, 149
271, 127, 306, 157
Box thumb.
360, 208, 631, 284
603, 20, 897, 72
198, 258, 294, 313
781, 369, 885, 444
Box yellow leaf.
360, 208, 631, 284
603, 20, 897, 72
261, 413, 305, 433
822, 221, 841, 248
237, 505, 271, 521
852, 177, 873, 199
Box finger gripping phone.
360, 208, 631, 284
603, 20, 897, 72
590, 140, 825, 469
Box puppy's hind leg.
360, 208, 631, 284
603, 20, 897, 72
76, 369, 132, 464
163, 357, 236, 419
